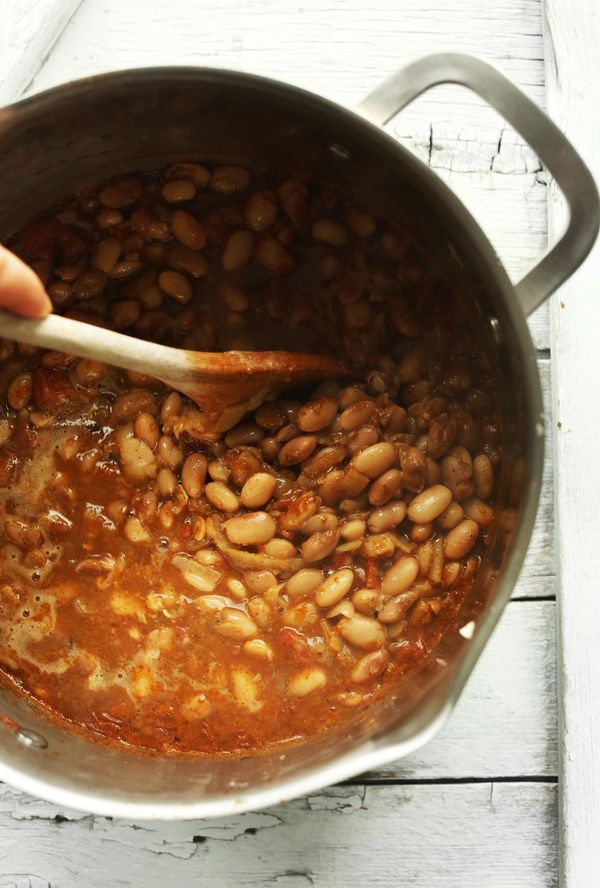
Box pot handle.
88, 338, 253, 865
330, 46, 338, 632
355, 53, 599, 316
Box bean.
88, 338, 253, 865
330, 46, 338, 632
463, 496, 494, 526
255, 402, 287, 431
170, 210, 206, 250
411, 522, 433, 543
473, 453, 494, 499
240, 473, 277, 508
296, 396, 338, 432
378, 588, 421, 624
96, 208, 123, 228
279, 434, 317, 466
327, 599, 355, 619
131, 412, 158, 450
339, 399, 376, 431
159, 270, 193, 304
301, 528, 339, 562
246, 191, 278, 232
342, 519, 366, 541
347, 207, 376, 238
210, 165, 250, 194
157, 436, 183, 470
110, 299, 141, 328
340, 466, 369, 497
321, 253, 340, 280
160, 391, 182, 425
166, 162, 210, 187
92, 237, 122, 273
225, 511, 276, 546
4, 517, 42, 549
108, 258, 142, 280
362, 533, 397, 560
315, 568, 354, 608
205, 481, 240, 513
301, 512, 338, 535
384, 404, 408, 433
368, 469, 403, 507
243, 639, 274, 661
312, 218, 347, 246
157, 466, 177, 497
161, 179, 197, 203
182, 453, 208, 498
244, 570, 277, 594
216, 607, 258, 640
99, 177, 142, 208
303, 444, 347, 476
222, 230, 254, 270
124, 516, 151, 543
286, 568, 324, 600
262, 538, 296, 559
73, 359, 108, 385
288, 668, 327, 697
407, 484, 452, 524
352, 442, 396, 479
344, 301, 372, 330
437, 501, 464, 530
8, 371, 32, 410
352, 588, 379, 616
254, 236, 294, 275
351, 649, 389, 684
444, 519, 479, 559
168, 245, 209, 278
347, 426, 380, 456
442, 447, 473, 502
73, 269, 107, 301
339, 614, 385, 650
381, 555, 419, 598
338, 386, 368, 409
208, 460, 230, 482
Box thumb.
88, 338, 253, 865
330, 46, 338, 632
0, 244, 52, 319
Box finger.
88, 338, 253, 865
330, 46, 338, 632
0, 245, 52, 318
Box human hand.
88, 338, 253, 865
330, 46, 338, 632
0, 244, 52, 318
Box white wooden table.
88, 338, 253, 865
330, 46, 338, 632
1, 0, 598, 885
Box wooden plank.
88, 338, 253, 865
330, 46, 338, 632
543, 1, 600, 884
368, 600, 557, 780
0, 782, 557, 888
25, 0, 549, 348
516, 359, 554, 599
0, 0, 84, 105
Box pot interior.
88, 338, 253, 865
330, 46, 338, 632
0, 70, 542, 816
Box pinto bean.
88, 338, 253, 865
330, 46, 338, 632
162, 179, 197, 202
463, 496, 494, 526
205, 481, 240, 513
222, 230, 254, 270
339, 400, 377, 431
210, 166, 250, 194
381, 556, 419, 598
444, 519, 479, 559
159, 270, 193, 304
351, 442, 396, 479
296, 397, 338, 432
473, 453, 494, 499
240, 473, 277, 508
246, 191, 278, 232
288, 668, 327, 696
367, 500, 407, 533
225, 512, 276, 546
181, 453, 208, 498
171, 210, 206, 250
301, 528, 339, 562
351, 649, 389, 684
315, 568, 354, 608
254, 236, 294, 275
368, 469, 403, 506
216, 607, 258, 640
339, 614, 385, 650
407, 484, 452, 524
279, 435, 317, 466
312, 219, 347, 246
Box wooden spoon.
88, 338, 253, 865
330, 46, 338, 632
0, 311, 351, 434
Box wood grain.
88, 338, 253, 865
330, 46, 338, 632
0, 0, 84, 104
544, 1, 600, 884
0, 782, 557, 888
25, 0, 549, 349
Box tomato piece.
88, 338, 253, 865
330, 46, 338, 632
279, 627, 313, 666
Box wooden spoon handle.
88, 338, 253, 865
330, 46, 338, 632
0, 310, 178, 378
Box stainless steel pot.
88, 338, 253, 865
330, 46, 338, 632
0, 54, 596, 819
